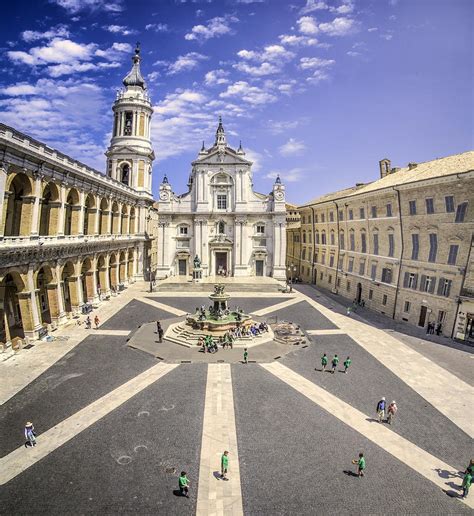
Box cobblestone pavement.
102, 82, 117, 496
1, 281, 472, 515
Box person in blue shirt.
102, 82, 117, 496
376, 397, 386, 423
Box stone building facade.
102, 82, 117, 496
156, 118, 287, 280
287, 152, 474, 339
0, 45, 155, 342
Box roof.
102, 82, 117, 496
299, 151, 474, 208
123, 44, 146, 89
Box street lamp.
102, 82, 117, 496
287, 264, 297, 283
148, 267, 153, 293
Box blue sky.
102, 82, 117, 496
0, 0, 472, 204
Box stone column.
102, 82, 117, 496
25, 266, 42, 338
29, 173, 42, 238
46, 284, 61, 323
84, 271, 99, 303
0, 162, 9, 238
57, 185, 67, 237
135, 243, 145, 280
77, 191, 86, 236
99, 258, 111, 297
65, 276, 83, 313
55, 264, 67, 323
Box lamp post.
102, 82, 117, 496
148, 267, 153, 293
287, 264, 297, 283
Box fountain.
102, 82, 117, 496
186, 284, 252, 332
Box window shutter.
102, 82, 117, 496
413, 274, 418, 289
403, 272, 409, 288
429, 278, 436, 294
437, 278, 445, 296
419, 274, 426, 291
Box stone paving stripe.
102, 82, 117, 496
298, 292, 474, 438
306, 329, 347, 335
261, 362, 474, 510
0, 362, 178, 486
196, 364, 243, 516
148, 292, 297, 298
251, 296, 304, 317
89, 330, 131, 336
138, 297, 187, 316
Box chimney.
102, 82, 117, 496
408, 162, 418, 170
379, 158, 391, 178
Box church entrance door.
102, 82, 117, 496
215, 252, 227, 275
178, 259, 187, 276
255, 260, 264, 276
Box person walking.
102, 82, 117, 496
462, 470, 472, 498
94, 315, 100, 330
179, 471, 190, 497
376, 397, 386, 423
352, 452, 365, 477
243, 348, 248, 364
387, 400, 397, 425
343, 356, 351, 373
320, 353, 328, 372
157, 321, 164, 343
221, 450, 229, 480
24, 422, 36, 448
331, 354, 339, 374
85, 316, 91, 329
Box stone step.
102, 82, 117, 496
156, 282, 281, 293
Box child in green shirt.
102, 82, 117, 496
221, 450, 229, 480
343, 356, 351, 373
331, 354, 339, 373
462, 471, 472, 498
320, 353, 328, 372
179, 471, 190, 497
352, 452, 365, 477
243, 349, 248, 364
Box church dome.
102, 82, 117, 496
123, 43, 146, 89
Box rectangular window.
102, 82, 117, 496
321, 232, 326, 245
321, 213, 325, 223
330, 232, 335, 245
320, 272, 323, 280
361, 232, 367, 253
428, 233, 438, 263
411, 234, 419, 260
382, 294, 387, 306
339, 210, 343, 221
347, 281, 351, 291
386, 203, 392, 217
373, 234, 379, 255
329, 255, 334, 267
348, 257, 354, 272
370, 263, 377, 280
381, 268, 392, 284
340, 233, 345, 250
329, 211, 334, 222
314, 214, 318, 223
179, 226, 188, 235
405, 272, 418, 289
371, 206, 377, 218
217, 194, 227, 210
350, 232, 355, 251
337, 278, 341, 287
404, 301, 411, 313
421, 275, 435, 293
445, 195, 455, 213
328, 275, 332, 283
447, 244, 459, 265
437, 310, 446, 323
359, 259, 365, 276
348, 209, 353, 220
369, 289, 373, 300
338, 255, 343, 270
425, 198, 434, 214
359, 207, 365, 219
321, 253, 326, 264
409, 200, 417, 215
315, 232, 320, 244
437, 278, 452, 297
302, 249, 306, 260
455, 202, 468, 223
256, 224, 265, 234
388, 234, 395, 257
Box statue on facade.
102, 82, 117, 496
193, 255, 201, 269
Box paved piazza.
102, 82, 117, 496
1, 281, 473, 515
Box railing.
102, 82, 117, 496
461, 286, 474, 298
1, 233, 138, 246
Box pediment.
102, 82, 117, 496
192, 147, 252, 166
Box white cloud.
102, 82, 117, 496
279, 138, 306, 156
48, 60, 120, 77
147, 71, 160, 82
278, 34, 319, 46
8, 38, 96, 66
145, 23, 168, 32
319, 17, 356, 36
380, 33, 393, 40
220, 81, 277, 105
265, 168, 304, 182
21, 25, 70, 42
204, 69, 230, 86
0, 78, 109, 170
306, 69, 330, 83
52, 0, 124, 14
368, 27, 378, 32
300, 1, 328, 14
297, 16, 319, 35
347, 51, 361, 57
234, 44, 295, 76
299, 57, 335, 70
233, 61, 280, 76
167, 52, 208, 75
95, 42, 132, 61
267, 119, 301, 134
103, 25, 137, 36
244, 148, 263, 172
184, 15, 239, 41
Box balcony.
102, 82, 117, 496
461, 286, 474, 298
1, 233, 138, 247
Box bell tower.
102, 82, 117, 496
105, 43, 154, 196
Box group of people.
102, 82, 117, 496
199, 335, 221, 353
376, 397, 398, 424
178, 451, 230, 498
319, 353, 352, 374
84, 315, 100, 330
426, 321, 443, 335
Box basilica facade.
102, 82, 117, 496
155, 118, 287, 280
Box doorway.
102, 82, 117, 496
256, 260, 264, 277
215, 252, 227, 275
356, 282, 362, 304
178, 259, 187, 276
418, 305, 428, 327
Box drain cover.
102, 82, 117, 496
165, 467, 176, 474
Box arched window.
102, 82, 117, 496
321, 231, 326, 245
120, 164, 130, 186
330, 230, 335, 245
302, 231, 306, 244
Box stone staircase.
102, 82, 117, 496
156, 282, 283, 293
